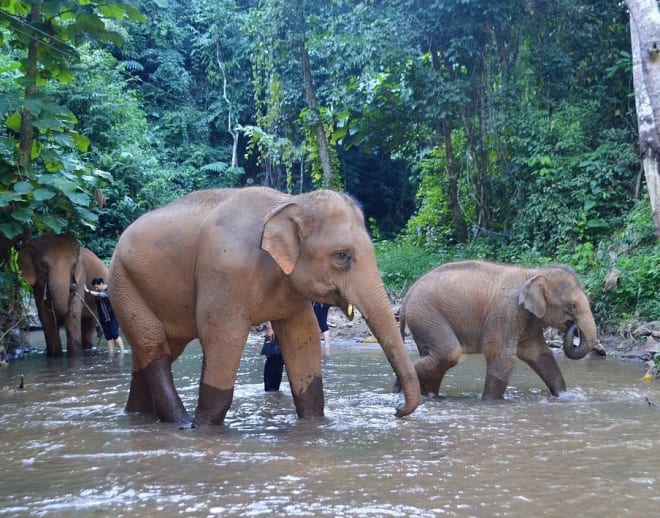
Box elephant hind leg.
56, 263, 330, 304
409, 323, 462, 396
144, 356, 193, 428
125, 367, 156, 416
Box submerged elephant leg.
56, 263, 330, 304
38, 305, 63, 357
144, 356, 192, 428
483, 355, 515, 399
276, 315, 324, 418
125, 355, 155, 416
518, 340, 567, 396
193, 325, 248, 426
125, 370, 154, 415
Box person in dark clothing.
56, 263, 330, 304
85, 277, 125, 354
261, 321, 284, 391
313, 302, 332, 354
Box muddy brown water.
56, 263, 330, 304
1, 331, 659, 517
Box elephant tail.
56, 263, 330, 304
398, 304, 407, 339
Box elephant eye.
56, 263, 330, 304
332, 250, 352, 271
566, 303, 577, 314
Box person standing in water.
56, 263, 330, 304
85, 277, 126, 355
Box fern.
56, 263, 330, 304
201, 162, 229, 173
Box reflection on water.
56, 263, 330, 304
1, 333, 659, 517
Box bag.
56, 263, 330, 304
260, 336, 282, 357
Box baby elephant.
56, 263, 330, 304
399, 260, 597, 399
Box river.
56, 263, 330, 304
1, 332, 659, 517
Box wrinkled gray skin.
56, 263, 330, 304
19, 234, 108, 356
398, 260, 597, 399
109, 187, 420, 428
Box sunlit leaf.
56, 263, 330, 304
72, 132, 90, 152
5, 112, 21, 132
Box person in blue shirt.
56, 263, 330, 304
85, 277, 125, 354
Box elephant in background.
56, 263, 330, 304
109, 186, 421, 428
398, 260, 598, 399
19, 234, 108, 356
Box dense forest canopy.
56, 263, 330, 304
1, 0, 658, 341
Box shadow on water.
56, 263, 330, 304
1, 331, 659, 516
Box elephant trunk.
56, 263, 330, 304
563, 321, 596, 360
354, 283, 421, 417
47, 275, 74, 317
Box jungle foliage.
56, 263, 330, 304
0, 0, 658, 343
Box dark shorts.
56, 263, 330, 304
100, 318, 120, 340
313, 303, 330, 332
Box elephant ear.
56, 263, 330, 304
261, 202, 305, 275
18, 244, 37, 285
518, 275, 547, 318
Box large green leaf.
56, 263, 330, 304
12, 181, 33, 194
33, 188, 56, 201
0, 222, 23, 239
10, 206, 33, 223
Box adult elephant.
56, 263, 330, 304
398, 260, 598, 399
109, 187, 421, 427
19, 234, 108, 356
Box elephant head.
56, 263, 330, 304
18, 233, 106, 356
19, 234, 82, 315
519, 265, 597, 359
261, 190, 421, 417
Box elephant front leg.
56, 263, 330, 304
65, 295, 84, 356
483, 355, 515, 400
37, 304, 63, 356
276, 317, 324, 418
193, 329, 247, 426
518, 342, 567, 396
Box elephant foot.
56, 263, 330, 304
46, 347, 64, 357
193, 383, 234, 426
291, 376, 324, 418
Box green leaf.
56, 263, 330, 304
39, 214, 68, 234
10, 206, 33, 223
93, 169, 112, 180
72, 132, 90, 152
33, 188, 56, 201
13, 181, 33, 194
5, 112, 21, 131
0, 191, 22, 207
0, 222, 23, 239
53, 132, 75, 148
65, 191, 90, 206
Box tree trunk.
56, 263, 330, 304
430, 39, 468, 242
301, 45, 334, 188
216, 42, 239, 169
626, 0, 660, 238
18, 2, 40, 172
